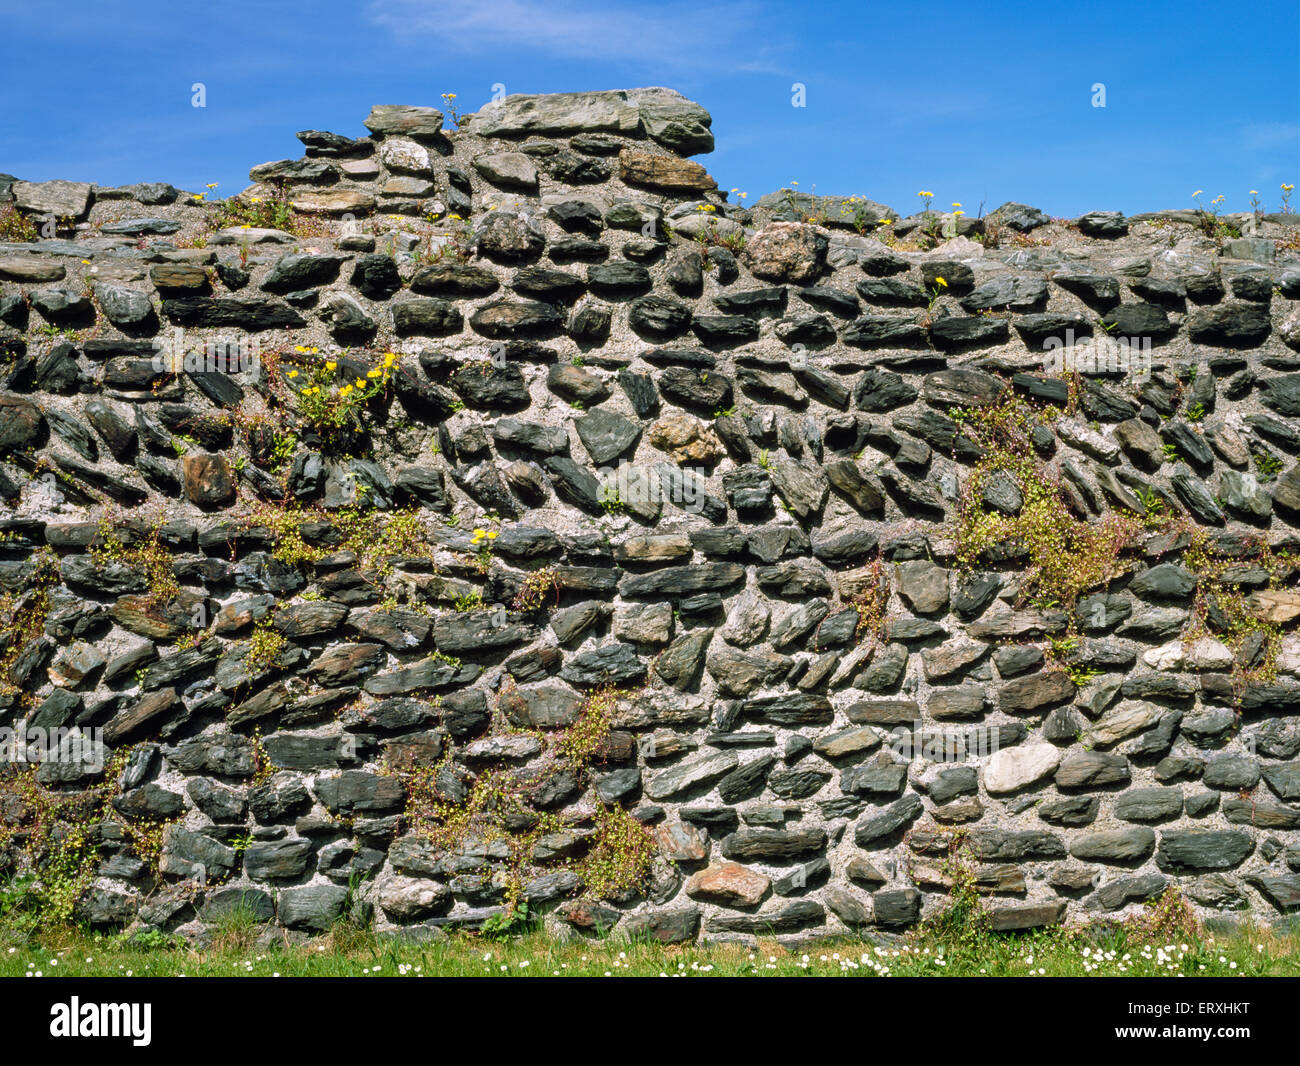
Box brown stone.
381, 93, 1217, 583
149, 263, 210, 290
999, 669, 1075, 713
655, 821, 709, 862
613, 535, 692, 563
182, 453, 234, 507
618, 149, 716, 193
648, 412, 723, 464
289, 188, 375, 215
104, 688, 177, 745
685, 861, 770, 907
1249, 589, 1300, 625
0, 257, 65, 281
111, 591, 209, 640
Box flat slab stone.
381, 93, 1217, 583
12, 179, 93, 218
472, 90, 642, 138
364, 105, 444, 139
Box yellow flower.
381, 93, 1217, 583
366, 369, 381, 378
1283, 184, 1295, 192
935, 277, 948, 287
383, 352, 396, 367
355, 378, 366, 388
487, 531, 499, 539
325, 360, 337, 370
206, 182, 218, 188
952, 202, 962, 208
288, 370, 299, 378
295, 345, 308, 352
1192, 190, 1203, 198
80, 259, 90, 264
1250, 190, 1259, 195
339, 384, 353, 397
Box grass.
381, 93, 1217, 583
3, 923, 1297, 978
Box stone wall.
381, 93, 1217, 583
2, 88, 1300, 943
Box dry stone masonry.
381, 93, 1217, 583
2, 87, 1300, 943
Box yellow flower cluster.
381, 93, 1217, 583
470, 527, 499, 545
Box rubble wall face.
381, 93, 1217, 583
3, 88, 1300, 942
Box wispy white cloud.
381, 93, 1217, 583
364, 0, 790, 74
1237, 121, 1300, 152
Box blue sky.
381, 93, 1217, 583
1, 0, 1297, 217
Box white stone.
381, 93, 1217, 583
982, 743, 1061, 794
379, 137, 433, 176
1276, 634, 1300, 676
1143, 640, 1185, 670
1185, 637, 1233, 671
